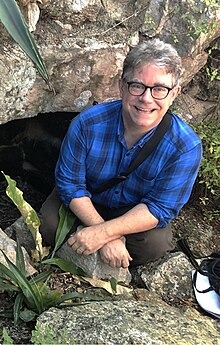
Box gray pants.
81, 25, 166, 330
39, 188, 174, 267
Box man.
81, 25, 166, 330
40, 39, 202, 269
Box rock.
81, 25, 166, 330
57, 242, 132, 285
5, 217, 132, 285
0, 0, 219, 124
138, 252, 195, 304
4, 217, 36, 254
34, 293, 220, 344
0, 228, 36, 276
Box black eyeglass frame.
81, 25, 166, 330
126, 81, 175, 100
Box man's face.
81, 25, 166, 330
119, 63, 181, 132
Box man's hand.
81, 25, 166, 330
99, 237, 132, 268
67, 224, 110, 256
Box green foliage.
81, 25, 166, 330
193, 121, 220, 205
31, 322, 75, 345
0, 238, 101, 325
42, 257, 85, 276
2, 328, 14, 345
50, 204, 76, 259
183, 1, 219, 36
2, 172, 43, 259
0, 173, 100, 325
205, 66, 220, 82
0, 0, 49, 83
2, 172, 81, 276
110, 277, 118, 294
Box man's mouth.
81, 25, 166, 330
135, 106, 155, 113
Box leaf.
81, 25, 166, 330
2, 172, 43, 258
20, 309, 37, 322
2, 327, 14, 344
51, 204, 76, 258
82, 277, 133, 295
16, 237, 26, 276
29, 281, 63, 310
31, 269, 53, 284
0, 255, 18, 283
0, 311, 14, 319
0, 282, 20, 292
1, 250, 43, 314
13, 293, 24, 325
42, 258, 86, 276
58, 292, 103, 304
0, 0, 49, 82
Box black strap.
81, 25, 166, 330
91, 110, 172, 195
177, 238, 203, 274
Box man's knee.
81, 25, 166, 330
39, 188, 61, 246
126, 225, 174, 267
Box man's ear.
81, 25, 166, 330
171, 84, 181, 101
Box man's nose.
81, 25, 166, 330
139, 87, 154, 101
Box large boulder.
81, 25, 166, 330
0, 0, 219, 124
34, 294, 220, 344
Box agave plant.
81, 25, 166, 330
0, 0, 50, 83
0, 238, 101, 325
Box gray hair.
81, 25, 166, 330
122, 39, 182, 85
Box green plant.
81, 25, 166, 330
31, 322, 74, 345
192, 121, 220, 205
0, 173, 101, 324
0, 0, 49, 83
0, 237, 101, 325
205, 66, 220, 82
2, 172, 43, 259
2, 328, 14, 345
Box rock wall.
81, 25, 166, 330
0, 0, 219, 124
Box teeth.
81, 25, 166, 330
137, 108, 152, 111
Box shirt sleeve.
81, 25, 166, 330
141, 142, 202, 228
55, 116, 91, 206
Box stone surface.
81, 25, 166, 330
35, 294, 220, 344
0, 228, 36, 276
0, 0, 219, 124
138, 252, 195, 304
5, 218, 132, 284
57, 241, 132, 285
4, 217, 36, 254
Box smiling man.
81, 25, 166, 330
40, 39, 202, 269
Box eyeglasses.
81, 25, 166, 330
127, 81, 174, 100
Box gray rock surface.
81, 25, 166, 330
0, 228, 36, 276
138, 252, 195, 304
0, 0, 219, 124
57, 241, 131, 285
35, 293, 220, 344
5, 217, 131, 284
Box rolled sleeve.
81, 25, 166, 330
141, 143, 202, 227
55, 116, 91, 207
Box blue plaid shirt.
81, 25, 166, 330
55, 100, 202, 228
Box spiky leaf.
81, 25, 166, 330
51, 204, 76, 258
0, 0, 49, 82
42, 258, 86, 276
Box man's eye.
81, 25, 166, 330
154, 86, 167, 92
131, 83, 144, 89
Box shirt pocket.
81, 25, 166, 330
125, 171, 156, 203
